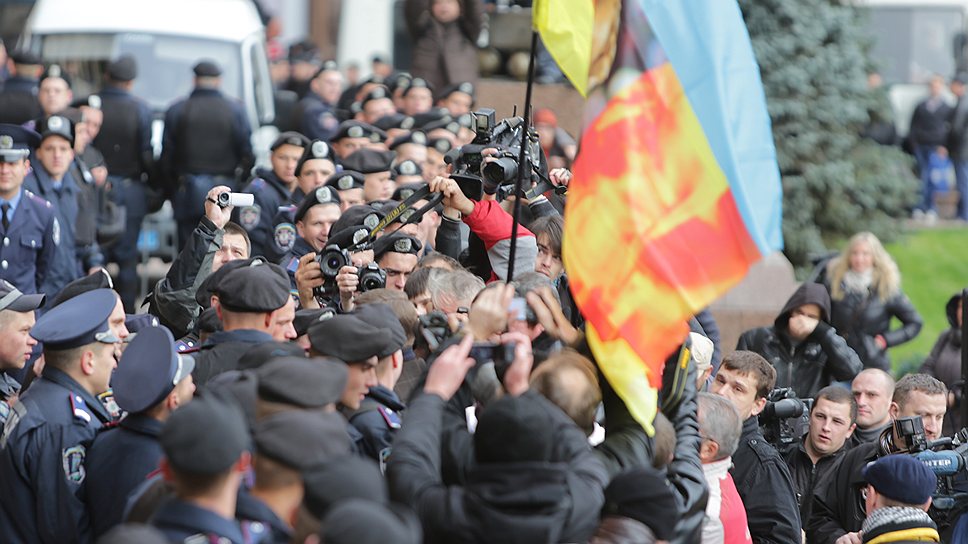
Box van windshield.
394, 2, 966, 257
38, 32, 242, 112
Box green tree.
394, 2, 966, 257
738, 0, 918, 270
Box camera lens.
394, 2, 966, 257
482, 157, 518, 186
357, 265, 386, 292
317, 247, 348, 279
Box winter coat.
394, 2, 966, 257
784, 436, 851, 529
827, 284, 922, 371
404, 0, 482, 90
919, 293, 963, 435
738, 283, 862, 398
806, 441, 878, 544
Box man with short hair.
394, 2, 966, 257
785, 386, 857, 529
342, 148, 396, 203
358, 86, 397, 125
401, 78, 434, 116
859, 455, 940, 543
807, 373, 947, 544
37, 64, 73, 117
0, 280, 43, 431
374, 232, 422, 291
0, 50, 43, 124
280, 185, 341, 289
697, 392, 752, 544
0, 289, 122, 542
712, 350, 802, 544
850, 369, 895, 446
293, 61, 343, 142
85, 326, 196, 537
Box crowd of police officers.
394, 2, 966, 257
0, 41, 963, 544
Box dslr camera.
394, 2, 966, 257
313, 244, 386, 299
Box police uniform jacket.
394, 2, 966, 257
160, 87, 253, 181
784, 435, 851, 530
292, 92, 339, 142
0, 187, 58, 294
280, 236, 314, 291
93, 86, 153, 180
0, 367, 113, 543
236, 489, 292, 544
190, 329, 275, 388
0, 371, 21, 435
152, 497, 244, 544
729, 416, 802, 544
85, 413, 164, 538
0, 76, 43, 125
806, 441, 878, 544
24, 167, 90, 297
346, 384, 404, 464
234, 168, 292, 262
269, 187, 306, 259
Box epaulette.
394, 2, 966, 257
24, 189, 53, 209
69, 393, 93, 424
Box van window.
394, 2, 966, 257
39, 33, 243, 111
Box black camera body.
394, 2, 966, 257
448, 108, 542, 199
759, 387, 812, 452
313, 245, 386, 300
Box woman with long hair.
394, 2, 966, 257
824, 232, 923, 371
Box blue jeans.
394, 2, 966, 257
956, 158, 968, 220
914, 145, 936, 212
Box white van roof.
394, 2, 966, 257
26, 0, 264, 42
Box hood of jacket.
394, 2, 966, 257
775, 282, 832, 330
945, 293, 962, 347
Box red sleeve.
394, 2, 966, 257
462, 199, 534, 251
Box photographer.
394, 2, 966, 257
807, 374, 947, 544
147, 185, 250, 339
279, 186, 342, 290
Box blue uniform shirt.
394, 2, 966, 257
0, 367, 112, 543
0, 187, 58, 294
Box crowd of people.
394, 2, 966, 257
0, 17, 967, 544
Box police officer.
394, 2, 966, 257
0, 280, 44, 432
341, 148, 396, 203
37, 64, 73, 118
357, 85, 397, 125
281, 185, 341, 289
330, 120, 380, 160
93, 54, 154, 312
0, 124, 58, 295
346, 303, 408, 465
0, 50, 43, 124
435, 81, 476, 116
25, 115, 104, 299
234, 131, 309, 260
86, 325, 196, 538
373, 233, 422, 292
400, 77, 434, 117
269, 139, 338, 257
152, 396, 250, 543
325, 170, 367, 210
0, 289, 121, 543
292, 60, 343, 142
162, 59, 254, 249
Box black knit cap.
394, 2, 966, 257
256, 355, 348, 407
601, 466, 680, 540
474, 394, 555, 464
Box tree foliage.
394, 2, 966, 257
738, 0, 919, 269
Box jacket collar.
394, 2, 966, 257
204, 329, 275, 347
119, 412, 164, 437
154, 498, 244, 544
41, 366, 112, 423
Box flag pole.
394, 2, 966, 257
506, 31, 540, 283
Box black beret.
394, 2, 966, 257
387, 72, 412, 94
863, 454, 936, 505
325, 170, 366, 192
388, 131, 428, 150
124, 313, 159, 335
322, 500, 422, 544
327, 225, 373, 251
69, 94, 102, 110
352, 303, 406, 358
161, 396, 250, 474
422, 118, 462, 136
256, 355, 348, 407
331, 120, 378, 142
97, 524, 169, 544
373, 233, 422, 261
36, 114, 74, 145
214, 261, 290, 313
373, 113, 415, 132
602, 466, 679, 540
361, 86, 392, 108
437, 81, 476, 102
303, 456, 388, 519
342, 148, 394, 174
411, 109, 452, 130
193, 59, 222, 77
428, 137, 454, 154
107, 54, 138, 82
307, 314, 394, 362
311, 60, 340, 79
238, 341, 305, 371
296, 140, 336, 176
50, 269, 113, 307
114, 326, 194, 413
255, 411, 352, 470
10, 50, 42, 66
329, 204, 384, 237
293, 308, 336, 337
474, 394, 555, 464
294, 185, 341, 223
39, 64, 72, 88
392, 182, 428, 202
204, 370, 258, 430
271, 131, 310, 151
195, 256, 263, 308
401, 77, 434, 97
391, 160, 423, 180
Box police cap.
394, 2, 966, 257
35, 115, 74, 146
294, 185, 342, 223
422, 118, 461, 136
325, 170, 366, 192
373, 233, 422, 262
411, 108, 451, 130
392, 182, 428, 202
107, 55, 138, 82
342, 148, 394, 174
293, 308, 335, 337
40, 64, 72, 88
9, 50, 42, 66
256, 355, 348, 407
391, 160, 423, 180
331, 120, 377, 142
352, 303, 406, 358
195, 257, 269, 308
307, 314, 394, 362
329, 204, 384, 238
124, 313, 159, 336
0, 124, 41, 163
361, 86, 391, 108
373, 113, 414, 132
388, 131, 427, 150
31, 289, 120, 350
295, 140, 336, 177
161, 395, 250, 475
863, 454, 936, 505
238, 341, 305, 371
401, 77, 434, 97
254, 411, 351, 470
387, 72, 412, 94
214, 261, 290, 313
0, 280, 45, 312
437, 81, 476, 102
193, 59, 222, 77
312, 60, 340, 79
303, 456, 389, 519
428, 137, 453, 154
327, 226, 371, 251
50, 269, 114, 307
113, 326, 194, 413
271, 131, 310, 152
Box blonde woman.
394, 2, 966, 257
824, 232, 923, 371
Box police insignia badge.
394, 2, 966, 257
274, 223, 296, 252
348, 126, 364, 139
52, 218, 60, 246
0, 135, 12, 149
0, 401, 9, 425
239, 205, 261, 230
48, 116, 64, 131
315, 186, 334, 203
401, 116, 415, 130
63, 445, 86, 483
311, 140, 329, 158
394, 238, 412, 253
378, 406, 402, 429
400, 189, 414, 200
399, 161, 418, 176
97, 389, 121, 419
363, 214, 379, 230
352, 228, 369, 245
412, 132, 427, 145
337, 176, 354, 190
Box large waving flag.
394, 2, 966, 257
535, 0, 782, 434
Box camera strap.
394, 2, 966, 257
355, 185, 444, 249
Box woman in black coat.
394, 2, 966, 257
824, 232, 922, 372
920, 293, 963, 435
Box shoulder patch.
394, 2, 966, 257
274, 222, 296, 252
378, 406, 402, 429
63, 445, 86, 483
97, 389, 121, 419
69, 394, 93, 423
239, 205, 261, 230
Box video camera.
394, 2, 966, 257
758, 387, 813, 452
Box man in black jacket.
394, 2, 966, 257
712, 350, 802, 544
910, 75, 953, 217
737, 282, 862, 398
948, 73, 968, 221
785, 386, 857, 529
807, 373, 947, 544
